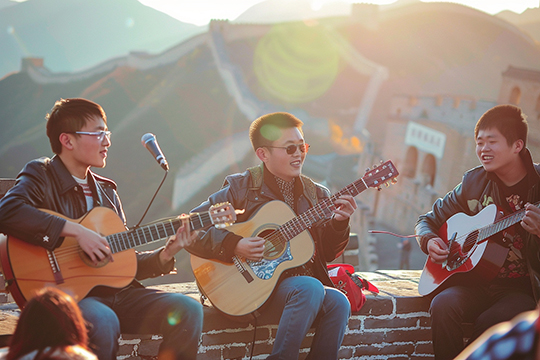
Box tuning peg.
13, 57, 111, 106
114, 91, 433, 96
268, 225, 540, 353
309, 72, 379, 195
215, 222, 231, 229
380, 160, 383, 164
391, 178, 398, 184
385, 182, 390, 187
377, 186, 382, 191
365, 168, 370, 173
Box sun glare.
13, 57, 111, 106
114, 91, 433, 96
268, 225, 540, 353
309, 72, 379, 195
138, 0, 537, 27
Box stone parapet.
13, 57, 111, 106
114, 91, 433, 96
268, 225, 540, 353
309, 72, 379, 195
0, 270, 433, 358
115, 270, 433, 359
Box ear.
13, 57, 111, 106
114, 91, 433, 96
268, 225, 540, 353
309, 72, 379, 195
59, 133, 75, 151
514, 139, 524, 154
255, 147, 269, 163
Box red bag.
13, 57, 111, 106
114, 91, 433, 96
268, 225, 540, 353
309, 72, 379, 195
327, 263, 379, 312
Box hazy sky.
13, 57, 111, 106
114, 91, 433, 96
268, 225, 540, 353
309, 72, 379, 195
138, 0, 540, 26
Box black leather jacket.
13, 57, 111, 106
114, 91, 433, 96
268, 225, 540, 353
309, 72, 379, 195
188, 164, 350, 287
0, 156, 174, 292
415, 149, 540, 300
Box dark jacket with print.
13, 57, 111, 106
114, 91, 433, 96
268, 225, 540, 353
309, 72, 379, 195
187, 164, 350, 287
415, 149, 540, 300
0, 156, 174, 295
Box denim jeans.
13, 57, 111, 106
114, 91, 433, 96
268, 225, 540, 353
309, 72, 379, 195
258, 276, 350, 360
430, 283, 536, 360
78, 286, 203, 360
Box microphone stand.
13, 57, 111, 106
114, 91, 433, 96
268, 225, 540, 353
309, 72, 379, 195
132, 169, 168, 229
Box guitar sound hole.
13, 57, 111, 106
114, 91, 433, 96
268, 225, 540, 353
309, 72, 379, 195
462, 230, 479, 254
259, 229, 285, 260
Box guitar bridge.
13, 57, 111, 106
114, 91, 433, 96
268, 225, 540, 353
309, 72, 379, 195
233, 257, 253, 283
47, 250, 64, 285
443, 232, 467, 271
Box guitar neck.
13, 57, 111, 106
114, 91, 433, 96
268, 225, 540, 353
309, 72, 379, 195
106, 212, 212, 254
478, 201, 540, 242
279, 178, 368, 241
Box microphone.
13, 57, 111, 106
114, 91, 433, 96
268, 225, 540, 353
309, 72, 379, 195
141, 133, 169, 171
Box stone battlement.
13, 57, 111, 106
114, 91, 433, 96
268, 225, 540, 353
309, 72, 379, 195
0, 270, 434, 359
117, 270, 433, 359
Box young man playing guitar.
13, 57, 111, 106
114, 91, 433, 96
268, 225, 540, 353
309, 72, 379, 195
416, 104, 540, 360
0, 98, 203, 359
188, 112, 357, 359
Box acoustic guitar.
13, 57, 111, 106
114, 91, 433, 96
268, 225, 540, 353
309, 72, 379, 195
191, 160, 398, 319
418, 202, 532, 296
0, 203, 236, 308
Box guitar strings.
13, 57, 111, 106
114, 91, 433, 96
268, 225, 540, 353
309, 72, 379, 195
260, 187, 357, 257
50, 218, 183, 260
54, 190, 358, 262
50, 209, 223, 260
445, 203, 537, 258
40, 207, 230, 264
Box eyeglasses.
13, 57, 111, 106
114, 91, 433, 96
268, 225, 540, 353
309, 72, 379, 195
71, 131, 112, 141
266, 143, 310, 155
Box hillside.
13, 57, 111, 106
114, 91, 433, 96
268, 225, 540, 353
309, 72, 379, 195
342, 2, 540, 141
0, 0, 203, 79
227, 2, 540, 144
0, 43, 248, 225
2, 0, 540, 223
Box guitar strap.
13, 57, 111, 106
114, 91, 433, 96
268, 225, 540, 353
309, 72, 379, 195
247, 164, 319, 206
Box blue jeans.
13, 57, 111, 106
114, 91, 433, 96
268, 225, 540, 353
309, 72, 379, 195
430, 283, 536, 360
259, 276, 350, 360
78, 287, 203, 360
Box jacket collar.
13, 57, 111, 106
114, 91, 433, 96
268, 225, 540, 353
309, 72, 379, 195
49, 155, 116, 196
521, 148, 540, 182
50, 155, 79, 195
261, 163, 315, 208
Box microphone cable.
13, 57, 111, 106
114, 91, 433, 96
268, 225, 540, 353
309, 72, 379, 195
133, 169, 167, 229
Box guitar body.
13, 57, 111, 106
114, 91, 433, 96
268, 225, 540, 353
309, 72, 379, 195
190, 201, 315, 318
0, 207, 137, 307
418, 204, 509, 296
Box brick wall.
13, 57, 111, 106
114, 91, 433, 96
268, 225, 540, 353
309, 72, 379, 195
118, 270, 434, 359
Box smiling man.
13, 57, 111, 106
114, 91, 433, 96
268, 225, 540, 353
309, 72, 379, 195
415, 104, 540, 360
0, 98, 203, 360
188, 112, 357, 360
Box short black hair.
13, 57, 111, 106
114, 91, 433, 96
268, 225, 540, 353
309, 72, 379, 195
46, 98, 107, 154
475, 104, 528, 149
249, 112, 303, 151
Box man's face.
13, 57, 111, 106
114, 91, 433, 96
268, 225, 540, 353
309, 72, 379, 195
70, 116, 111, 171
262, 127, 306, 181
475, 127, 521, 175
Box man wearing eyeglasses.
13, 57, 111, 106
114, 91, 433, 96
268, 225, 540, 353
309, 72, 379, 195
0, 98, 203, 359
188, 112, 357, 359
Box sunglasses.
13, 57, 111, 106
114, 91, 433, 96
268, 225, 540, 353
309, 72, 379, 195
266, 143, 310, 155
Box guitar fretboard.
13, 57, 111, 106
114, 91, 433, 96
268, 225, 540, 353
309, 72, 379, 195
106, 212, 214, 253
476, 201, 540, 244
278, 177, 369, 241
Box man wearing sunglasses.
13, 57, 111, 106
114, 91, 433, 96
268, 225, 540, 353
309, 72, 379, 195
0, 98, 203, 359
188, 112, 357, 359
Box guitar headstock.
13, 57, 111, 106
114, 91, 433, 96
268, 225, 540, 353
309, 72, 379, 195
363, 160, 399, 190
209, 202, 238, 229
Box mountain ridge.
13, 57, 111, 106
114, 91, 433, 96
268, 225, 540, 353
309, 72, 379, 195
0, 0, 203, 79
2, 0, 540, 222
